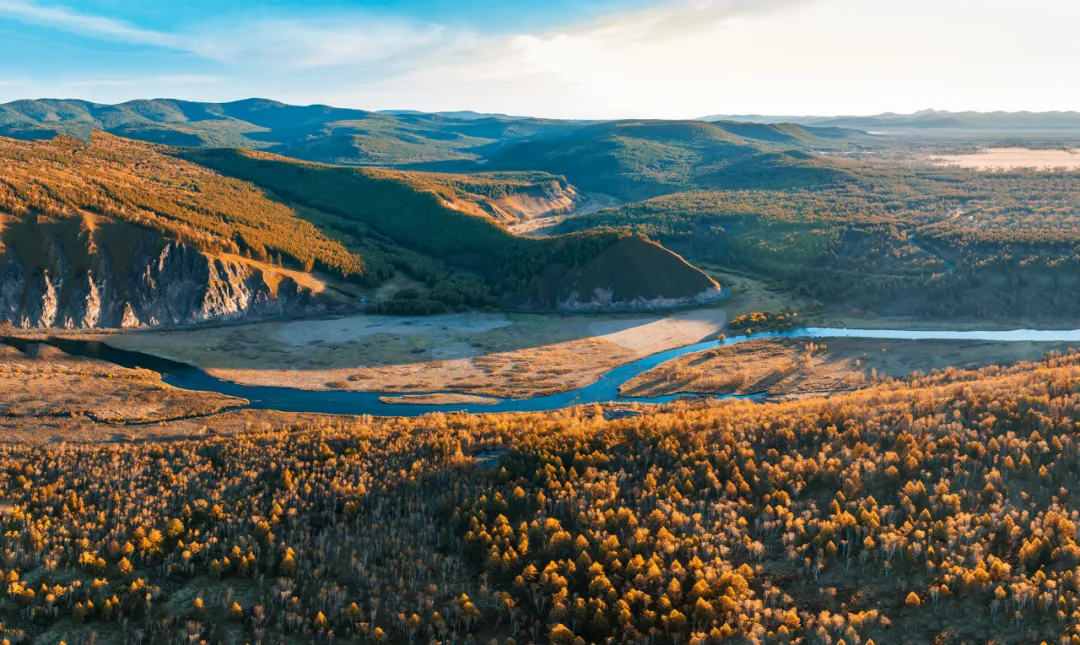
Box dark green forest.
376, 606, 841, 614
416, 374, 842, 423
561, 161, 1080, 320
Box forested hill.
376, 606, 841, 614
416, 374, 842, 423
0, 98, 585, 166
701, 109, 1080, 129
0, 98, 868, 172
483, 120, 866, 200
0, 132, 720, 328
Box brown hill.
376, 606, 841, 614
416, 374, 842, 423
0, 133, 720, 327
549, 236, 722, 310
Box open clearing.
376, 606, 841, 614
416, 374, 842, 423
0, 343, 248, 443
697, 265, 816, 319
378, 393, 501, 405
931, 147, 1080, 170
100, 309, 728, 398
621, 337, 1078, 398
510, 192, 622, 237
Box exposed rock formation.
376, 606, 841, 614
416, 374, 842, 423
0, 221, 324, 329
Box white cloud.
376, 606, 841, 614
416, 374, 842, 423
187, 19, 452, 69
0, 0, 459, 68
344, 0, 820, 118
335, 0, 1080, 118
4, 0, 1080, 118
0, 0, 176, 47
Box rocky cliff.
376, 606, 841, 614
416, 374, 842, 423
0, 217, 325, 329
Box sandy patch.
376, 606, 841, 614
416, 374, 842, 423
0, 340, 245, 427
104, 309, 729, 399
275, 312, 512, 345
378, 393, 501, 405
931, 148, 1080, 170
210, 336, 640, 399
510, 192, 622, 237
591, 309, 727, 353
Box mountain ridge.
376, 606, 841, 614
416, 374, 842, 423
700, 108, 1080, 129
0, 131, 723, 328
1, 98, 869, 171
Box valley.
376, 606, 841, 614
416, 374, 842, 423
88, 309, 729, 398
6, 100, 1080, 645
930, 146, 1080, 169
6, 0, 1080, 637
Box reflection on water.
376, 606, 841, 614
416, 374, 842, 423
6, 327, 1080, 417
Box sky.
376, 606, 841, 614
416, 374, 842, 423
0, 0, 1078, 119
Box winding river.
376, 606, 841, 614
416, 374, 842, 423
7, 327, 1080, 417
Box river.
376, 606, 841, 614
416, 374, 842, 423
6, 327, 1080, 417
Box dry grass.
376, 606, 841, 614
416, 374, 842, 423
98, 310, 727, 398
931, 147, 1080, 170
0, 343, 247, 443
698, 265, 817, 319
220, 337, 640, 398
378, 393, 501, 405
621, 337, 1079, 398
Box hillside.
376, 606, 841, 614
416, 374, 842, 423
0, 98, 585, 166
551, 236, 720, 309
485, 120, 866, 200
0, 133, 720, 328
561, 159, 1080, 321
0, 133, 361, 328
702, 109, 1080, 131
181, 147, 721, 311
8, 344, 1080, 642
0, 99, 872, 182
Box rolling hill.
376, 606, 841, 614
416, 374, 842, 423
0, 99, 870, 181
0, 132, 720, 328
484, 120, 867, 200
0, 98, 586, 166
702, 109, 1080, 131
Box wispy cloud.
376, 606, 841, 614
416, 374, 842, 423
188, 19, 452, 69
0, 0, 176, 47
345, 0, 820, 117
0, 0, 820, 116
0, 0, 458, 68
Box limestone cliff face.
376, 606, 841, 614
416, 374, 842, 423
0, 232, 324, 329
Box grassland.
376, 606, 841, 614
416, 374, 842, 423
621, 337, 1078, 398
97, 310, 728, 398
0, 342, 251, 443
378, 393, 501, 405
930, 147, 1080, 169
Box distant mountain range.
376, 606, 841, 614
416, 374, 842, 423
0, 98, 589, 166
0, 98, 870, 184
377, 109, 536, 121
700, 109, 1080, 130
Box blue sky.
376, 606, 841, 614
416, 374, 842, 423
2, 0, 1080, 118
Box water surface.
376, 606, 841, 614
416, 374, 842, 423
7, 327, 1080, 417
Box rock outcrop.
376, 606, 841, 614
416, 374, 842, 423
0, 223, 324, 329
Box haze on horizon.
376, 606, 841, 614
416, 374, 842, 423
0, 0, 1077, 120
